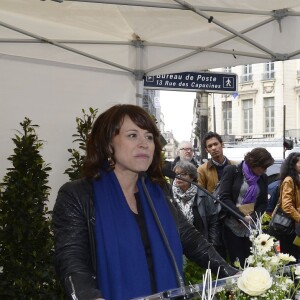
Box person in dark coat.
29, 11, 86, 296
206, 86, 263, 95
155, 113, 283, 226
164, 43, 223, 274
172, 160, 222, 254
218, 147, 274, 267
52, 104, 237, 300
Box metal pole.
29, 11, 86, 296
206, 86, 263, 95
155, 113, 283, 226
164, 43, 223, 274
283, 104, 286, 159
197, 92, 208, 161
224, 97, 228, 135
283, 61, 286, 159
213, 93, 216, 132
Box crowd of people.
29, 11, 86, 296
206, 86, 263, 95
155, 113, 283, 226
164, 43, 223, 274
52, 103, 300, 300
171, 132, 275, 267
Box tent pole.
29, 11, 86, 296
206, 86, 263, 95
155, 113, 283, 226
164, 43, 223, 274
136, 81, 144, 107
134, 36, 144, 106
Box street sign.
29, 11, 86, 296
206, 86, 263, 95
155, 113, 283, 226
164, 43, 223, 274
144, 71, 237, 92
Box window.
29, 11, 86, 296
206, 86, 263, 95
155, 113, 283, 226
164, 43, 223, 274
264, 97, 274, 132
263, 62, 275, 80
243, 99, 253, 134
224, 66, 232, 73
241, 64, 253, 83
222, 101, 232, 134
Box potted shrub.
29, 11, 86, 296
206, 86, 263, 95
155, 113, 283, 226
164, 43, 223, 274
0, 118, 63, 299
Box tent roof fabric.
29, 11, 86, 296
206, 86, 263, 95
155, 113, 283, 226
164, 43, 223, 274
1, 0, 300, 77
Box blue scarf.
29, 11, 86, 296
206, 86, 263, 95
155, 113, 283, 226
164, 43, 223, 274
93, 171, 183, 300
242, 162, 259, 204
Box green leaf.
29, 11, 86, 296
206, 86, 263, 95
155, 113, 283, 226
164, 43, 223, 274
64, 107, 98, 180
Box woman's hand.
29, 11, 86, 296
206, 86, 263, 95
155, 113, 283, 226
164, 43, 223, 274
244, 215, 252, 224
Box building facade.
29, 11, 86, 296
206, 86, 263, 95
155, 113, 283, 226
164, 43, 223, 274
163, 131, 177, 160
192, 60, 300, 154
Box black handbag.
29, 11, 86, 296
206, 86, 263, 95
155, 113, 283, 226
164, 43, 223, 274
268, 180, 295, 238
269, 207, 294, 237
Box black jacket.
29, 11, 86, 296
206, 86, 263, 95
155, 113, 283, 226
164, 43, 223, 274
218, 162, 268, 221
172, 188, 221, 247
192, 189, 221, 247
53, 178, 237, 300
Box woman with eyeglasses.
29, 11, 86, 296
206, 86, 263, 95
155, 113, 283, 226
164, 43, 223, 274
172, 160, 222, 254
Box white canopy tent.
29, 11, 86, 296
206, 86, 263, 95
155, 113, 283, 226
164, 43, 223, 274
1, 0, 300, 206
1, 0, 300, 79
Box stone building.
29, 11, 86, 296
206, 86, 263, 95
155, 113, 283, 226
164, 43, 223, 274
192, 60, 300, 157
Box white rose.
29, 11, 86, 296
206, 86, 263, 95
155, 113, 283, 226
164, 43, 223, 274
237, 267, 272, 296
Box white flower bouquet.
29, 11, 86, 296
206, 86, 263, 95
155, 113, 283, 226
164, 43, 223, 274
132, 218, 300, 300
208, 219, 300, 300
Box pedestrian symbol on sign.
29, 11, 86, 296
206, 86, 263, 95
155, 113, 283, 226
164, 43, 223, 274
223, 76, 235, 89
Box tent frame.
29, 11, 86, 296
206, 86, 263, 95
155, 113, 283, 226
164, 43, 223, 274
2, 1, 300, 79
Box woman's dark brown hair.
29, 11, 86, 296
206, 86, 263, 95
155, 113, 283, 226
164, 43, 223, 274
244, 147, 274, 169
82, 104, 165, 185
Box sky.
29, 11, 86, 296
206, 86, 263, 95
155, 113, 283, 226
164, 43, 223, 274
159, 90, 196, 142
